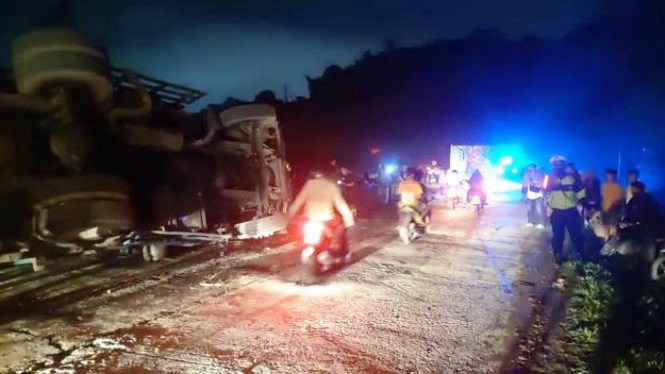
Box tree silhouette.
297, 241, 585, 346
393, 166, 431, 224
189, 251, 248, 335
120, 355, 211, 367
245, 1, 665, 174
383, 39, 396, 52
254, 90, 278, 104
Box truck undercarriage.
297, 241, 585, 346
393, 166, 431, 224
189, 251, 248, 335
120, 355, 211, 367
0, 29, 290, 261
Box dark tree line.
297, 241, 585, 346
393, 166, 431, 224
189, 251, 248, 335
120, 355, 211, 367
222, 1, 665, 176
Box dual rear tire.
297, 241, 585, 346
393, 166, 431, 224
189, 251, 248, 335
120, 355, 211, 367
651, 255, 665, 281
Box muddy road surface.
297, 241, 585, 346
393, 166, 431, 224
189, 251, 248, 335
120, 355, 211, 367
0, 203, 554, 374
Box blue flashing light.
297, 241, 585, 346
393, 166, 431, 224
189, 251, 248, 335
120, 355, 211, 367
512, 167, 519, 174
499, 156, 514, 166
385, 165, 396, 175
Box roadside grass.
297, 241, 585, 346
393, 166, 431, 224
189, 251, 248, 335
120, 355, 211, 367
558, 261, 615, 373
525, 260, 665, 374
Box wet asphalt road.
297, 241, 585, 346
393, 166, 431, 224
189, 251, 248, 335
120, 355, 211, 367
0, 202, 554, 374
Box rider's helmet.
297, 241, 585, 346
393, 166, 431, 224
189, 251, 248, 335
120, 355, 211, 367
549, 155, 567, 165
404, 167, 418, 178
549, 155, 567, 174
309, 169, 325, 179
309, 159, 335, 179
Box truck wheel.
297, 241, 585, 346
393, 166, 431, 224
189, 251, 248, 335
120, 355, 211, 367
30, 174, 134, 248
651, 256, 665, 281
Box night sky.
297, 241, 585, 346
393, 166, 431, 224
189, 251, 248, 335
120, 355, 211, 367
2, 0, 601, 105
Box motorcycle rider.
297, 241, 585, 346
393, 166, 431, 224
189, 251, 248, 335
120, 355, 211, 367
467, 169, 487, 206
396, 168, 428, 242
288, 164, 355, 264
397, 168, 425, 224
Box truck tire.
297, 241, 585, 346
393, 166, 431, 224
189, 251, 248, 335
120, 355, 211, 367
29, 174, 134, 245
651, 256, 665, 281
12, 29, 113, 103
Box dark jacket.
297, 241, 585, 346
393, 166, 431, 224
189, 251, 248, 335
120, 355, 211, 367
469, 171, 484, 190
584, 178, 601, 204
623, 193, 662, 238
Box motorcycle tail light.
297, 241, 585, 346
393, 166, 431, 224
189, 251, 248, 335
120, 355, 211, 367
303, 221, 325, 245
302, 246, 315, 258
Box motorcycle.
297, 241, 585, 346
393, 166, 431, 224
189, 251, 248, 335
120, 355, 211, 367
398, 204, 428, 244
469, 194, 484, 216
599, 221, 665, 281
298, 219, 349, 274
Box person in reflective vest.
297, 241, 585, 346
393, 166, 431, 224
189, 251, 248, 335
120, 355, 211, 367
546, 160, 586, 263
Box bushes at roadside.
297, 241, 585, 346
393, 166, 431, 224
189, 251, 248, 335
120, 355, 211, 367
614, 350, 665, 373
555, 260, 665, 373
611, 281, 665, 373
558, 261, 616, 373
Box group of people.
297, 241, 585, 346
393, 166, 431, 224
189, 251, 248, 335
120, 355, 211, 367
522, 155, 662, 263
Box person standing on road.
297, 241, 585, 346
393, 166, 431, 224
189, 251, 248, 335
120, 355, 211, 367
467, 169, 487, 206
546, 157, 586, 263
601, 169, 624, 226
621, 181, 663, 263
626, 169, 640, 203
378, 164, 393, 204
523, 164, 547, 228
582, 171, 601, 213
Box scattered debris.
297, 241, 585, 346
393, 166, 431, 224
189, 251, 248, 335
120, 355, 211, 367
93, 338, 129, 351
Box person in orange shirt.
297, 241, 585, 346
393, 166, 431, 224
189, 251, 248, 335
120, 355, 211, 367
397, 168, 425, 224
601, 169, 624, 226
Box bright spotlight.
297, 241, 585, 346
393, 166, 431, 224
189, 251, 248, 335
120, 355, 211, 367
385, 165, 396, 175
494, 165, 505, 174
499, 156, 513, 166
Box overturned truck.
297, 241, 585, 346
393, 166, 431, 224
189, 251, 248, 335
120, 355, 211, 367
0, 29, 290, 258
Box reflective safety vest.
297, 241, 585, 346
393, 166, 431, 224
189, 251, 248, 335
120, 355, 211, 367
547, 174, 586, 210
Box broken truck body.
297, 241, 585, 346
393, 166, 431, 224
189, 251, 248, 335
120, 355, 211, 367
0, 29, 290, 256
